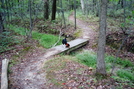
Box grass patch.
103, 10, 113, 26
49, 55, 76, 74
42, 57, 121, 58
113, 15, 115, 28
116, 69, 134, 81
75, 51, 133, 69
76, 51, 97, 68
105, 55, 133, 67
7, 25, 62, 48
32, 31, 62, 48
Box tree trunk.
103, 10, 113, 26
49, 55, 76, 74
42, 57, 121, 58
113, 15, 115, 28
60, 0, 66, 28
27, 0, 33, 41
96, 0, 107, 75
80, 0, 85, 14
1, 59, 9, 89
51, 0, 56, 20
44, 0, 49, 20
0, 13, 4, 34
93, 0, 96, 14
0, 0, 4, 33
74, 0, 76, 29
96, 0, 100, 17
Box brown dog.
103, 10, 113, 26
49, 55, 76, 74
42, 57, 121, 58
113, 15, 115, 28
65, 43, 70, 48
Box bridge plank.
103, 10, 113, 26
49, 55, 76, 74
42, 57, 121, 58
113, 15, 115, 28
44, 38, 89, 58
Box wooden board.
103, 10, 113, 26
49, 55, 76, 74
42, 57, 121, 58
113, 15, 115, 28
44, 38, 89, 58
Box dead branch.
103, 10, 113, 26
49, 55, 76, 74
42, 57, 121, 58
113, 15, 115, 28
52, 28, 62, 47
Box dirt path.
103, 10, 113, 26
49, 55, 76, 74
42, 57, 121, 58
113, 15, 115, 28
9, 48, 48, 89
9, 15, 98, 89
69, 15, 97, 40
69, 15, 98, 50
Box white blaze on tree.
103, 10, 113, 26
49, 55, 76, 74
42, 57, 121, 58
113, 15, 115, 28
96, 0, 107, 75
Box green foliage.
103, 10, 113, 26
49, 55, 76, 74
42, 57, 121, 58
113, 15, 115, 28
8, 25, 27, 36
32, 31, 61, 48
76, 51, 97, 68
76, 51, 133, 72
105, 55, 115, 63
8, 25, 62, 48
116, 69, 134, 82
116, 58, 133, 67
105, 55, 133, 67
0, 31, 16, 53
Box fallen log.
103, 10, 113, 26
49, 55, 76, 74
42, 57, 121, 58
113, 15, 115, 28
1, 58, 9, 89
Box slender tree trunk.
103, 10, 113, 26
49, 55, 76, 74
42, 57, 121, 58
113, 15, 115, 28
96, 0, 107, 75
44, 0, 49, 20
5, 0, 10, 21
29, 0, 33, 38
51, 0, 56, 20
0, 13, 4, 34
80, 0, 85, 14
60, 0, 66, 28
0, 0, 4, 33
93, 0, 96, 15
27, 0, 33, 40
96, 0, 100, 17
74, 0, 76, 29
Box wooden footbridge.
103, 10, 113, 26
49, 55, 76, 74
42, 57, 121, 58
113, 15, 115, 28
44, 38, 89, 58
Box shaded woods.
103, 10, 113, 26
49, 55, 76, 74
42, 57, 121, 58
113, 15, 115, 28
0, 0, 134, 88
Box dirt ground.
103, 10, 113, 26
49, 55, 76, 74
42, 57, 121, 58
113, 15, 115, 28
0, 15, 134, 89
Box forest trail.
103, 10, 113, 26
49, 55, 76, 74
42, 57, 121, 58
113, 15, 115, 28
69, 15, 98, 50
9, 15, 98, 89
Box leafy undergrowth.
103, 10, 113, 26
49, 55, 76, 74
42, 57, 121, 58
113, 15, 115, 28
44, 51, 134, 89
7, 25, 62, 48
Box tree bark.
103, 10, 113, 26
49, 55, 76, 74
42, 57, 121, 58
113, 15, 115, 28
0, 13, 4, 34
44, 0, 49, 20
60, 0, 66, 27
1, 59, 9, 89
74, 0, 76, 29
96, 0, 107, 75
27, 0, 33, 41
93, 0, 97, 14
0, 0, 4, 33
51, 0, 56, 20
80, 0, 85, 14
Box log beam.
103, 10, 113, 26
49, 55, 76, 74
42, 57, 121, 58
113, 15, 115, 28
1, 59, 9, 89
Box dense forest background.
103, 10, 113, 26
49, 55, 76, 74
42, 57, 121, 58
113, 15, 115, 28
0, 0, 134, 52
0, 0, 134, 88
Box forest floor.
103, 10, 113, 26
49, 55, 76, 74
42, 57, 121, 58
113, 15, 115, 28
0, 15, 134, 89
7, 15, 98, 89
